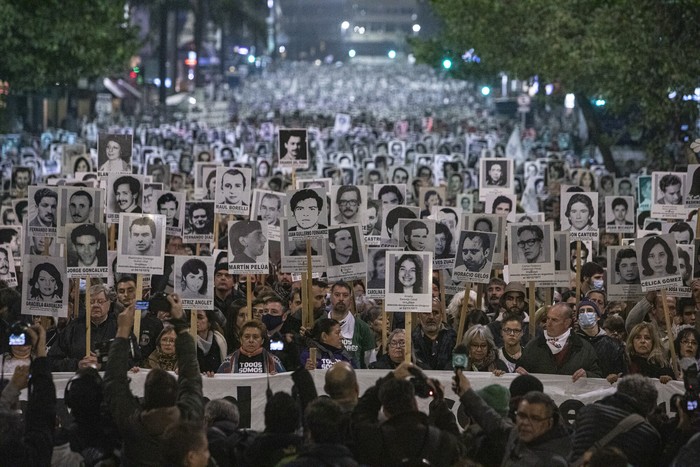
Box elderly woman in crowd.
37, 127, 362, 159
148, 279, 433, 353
217, 320, 284, 374
143, 325, 178, 371
462, 324, 507, 375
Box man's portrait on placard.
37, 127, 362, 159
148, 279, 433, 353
97, 133, 132, 174
109, 174, 143, 214
328, 226, 362, 266
560, 192, 598, 233
25, 234, 57, 256
458, 193, 474, 213
375, 184, 406, 206
185, 201, 214, 236
678, 244, 694, 287
482, 159, 508, 187
215, 167, 252, 214
399, 219, 434, 253
613, 247, 641, 284
331, 185, 364, 225
251, 190, 284, 227
278, 128, 308, 166
123, 216, 161, 257
0, 245, 17, 286
66, 223, 107, 268
454, 230, 495, 273
606, 196, 635, 227
654, 172, 684, 206
287, 188, 328, 232
511, 224, 551, 264
153, 190, 184, 236
28, 187, 58, 229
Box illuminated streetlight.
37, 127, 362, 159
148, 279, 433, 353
481, 86, 490, 96
341, 21, 350, 30
412, 24, 421, 33
348, 49, 356, 58
388, 50, 396, 59
247, 55, 255, 64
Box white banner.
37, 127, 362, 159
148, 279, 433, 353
45, 370, 683, 431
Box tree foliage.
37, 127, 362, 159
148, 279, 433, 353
418, 0, 700, 170
0, 0, 140, 92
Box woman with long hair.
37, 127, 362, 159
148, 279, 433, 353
626, 322, 674, 383
180, 259, 208, 298
196, 309, 227, 374
640, 236, 677, 279
394, 254, 423, 294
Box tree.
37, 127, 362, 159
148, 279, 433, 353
416, 0, 700, 174
0, 0, 139, 91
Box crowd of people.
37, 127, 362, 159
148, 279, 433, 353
0, 59, 699, 466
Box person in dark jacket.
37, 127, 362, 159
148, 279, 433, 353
570, 374, 661, 466
205, 398, 240, 467
103, 294, 204, 466
284, 397, 359, 466
351, 362, 463, 466
575, 299, 627, 384
412, 301, 457, 370
300, 318, 354, 369
453, 368, 572, 466
518, 303, 602, 380
0, 324, 56, 466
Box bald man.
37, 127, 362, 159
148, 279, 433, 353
324, 361, 359, 413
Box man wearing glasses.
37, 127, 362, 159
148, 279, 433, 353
487, 282, 533, 348
333, 185, 362, 224
516, 225, 545, 264
48, 283, 140, 371
497, 315, 523, 372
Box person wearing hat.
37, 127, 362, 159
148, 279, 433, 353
229, 220, 267, 264
575, 299, 627, 384
487, 281, 533, 348
518, 302, 601, 382
460, 384, 512, 466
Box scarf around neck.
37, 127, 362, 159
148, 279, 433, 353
544, 328, 571, 355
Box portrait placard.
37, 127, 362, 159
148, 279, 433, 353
278, 128, 309, 169
280, 218, 326, 274
604, 196, 635, 234
560, 191, 599, 241
0, 225, 22, 268
174, 255, 215, 309
615, 178, 635, 197
457, 193, 474, 214
251, 189, 285, 242
116, 214, 166, 275
651, 172, 687, 220
662, 221, 695, 246
195, 162, 221, 201
539, 231, 572, 288
380, 205, 419, 246
388, 167, 411, 186
227, 220, 269, 274
453, 230, 497, 284
667, 243, 694, 298
66, 223, 108, 278
106, 173, 145, 223
0, 244, 17, 287
97, 133, 133, 175
69, 153, 93, 177
432, 207, 460, 270
485, 193, 516, 223
285, 187, 328, 240
326, 224, 366, 282
479, 158, 514, 202
151, 190, 185, 237
374, 184, 407, 206
21, 255, 68, 318
637, 175, 653, 212
507, 222, 555, 282
215, 166, 252, 215
366, 247, 399, 299
418, 187, 446, 219
635, 233, 682, 291
465, 214, 506, 269
684, 165, 700, 209
606, 245, 644, 302
330, 185, 367, 226
397, 219, 436, 257
57, 186, 103, 239
384, 251, 433, 313
183, 201, 215, 243
27, 186, 58, 236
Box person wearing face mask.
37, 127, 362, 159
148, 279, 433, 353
575, 299, 627, 384
580, 262, 605, 298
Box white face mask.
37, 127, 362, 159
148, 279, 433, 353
591, 279, 604, 290
578, 312, 597, 329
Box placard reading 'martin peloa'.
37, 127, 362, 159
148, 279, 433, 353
384, 251, 433, 313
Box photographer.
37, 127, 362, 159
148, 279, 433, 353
351, 361, 463, 466
0, 324, 57, 466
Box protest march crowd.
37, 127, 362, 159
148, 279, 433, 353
1, 60, 700, 466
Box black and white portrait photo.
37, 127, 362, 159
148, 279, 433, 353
604, 196, 635, 234
418, 187, 445, 219
331, 185, 366, 225
507, 222, 555, 281
381, 205, 419, 243
21, 255, 68, 318
183, 201, 215, 242
215, 166, 252, 215
685, 164, 700, 208
0, 244, 17, 287
278, 128, 309, 168
485, 193, 516, 223
466, 213, 506, 269
117, 213, 166, 275
279, 218, 326, 274
651, 171, 688, 220
57, 186, 103, 240
11, 166, 33, 198
27, 186, 58, 235
384, 251, 433, 313
251, 189, 285, 242
286, 188, 328, 239
634, 233, 682, 291
479, 158, 514, 202
606, 246, 643, 302
66, 223, 108, 277
453, 230, 496, 283
326, 224, 366, 282
227, 220, 269, 273
152, 190, 185, 237
106, 174, 144, 223
398, 219, 435, 254
560, 191, 599, 241
175, 255, 215, 309
97, 133, 132, 174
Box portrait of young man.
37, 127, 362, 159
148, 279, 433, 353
328, 227, 360, 265
67, 223, 107, 268
127, 217, 158, 256
112, 175, 142, 214
29, 187, 58, 229
278, 128, 308, 165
